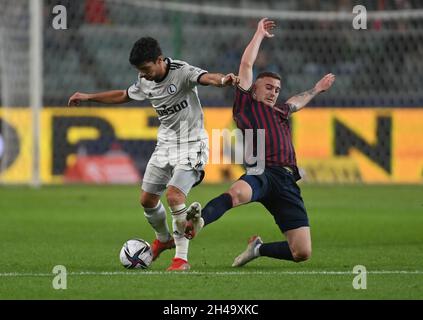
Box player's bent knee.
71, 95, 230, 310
227, 189, 242, 206
140, 193, 160, 208
166, 188, 185, 206
292, 248, 312, 262
141, 198, 159, 208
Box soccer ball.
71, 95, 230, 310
119, 239, 153, 269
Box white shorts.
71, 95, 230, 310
141, 140, 208, 196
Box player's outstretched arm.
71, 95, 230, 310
68, 90, 131, 106
286, 73, 336, 113
239, 18, 275, 90
198, 73, 240, 87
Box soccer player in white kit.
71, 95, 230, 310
68, 37, 238, 270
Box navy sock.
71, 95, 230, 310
202, 193, 233, 226
259, 241, 294, 261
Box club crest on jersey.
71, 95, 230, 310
167, 84, 177, 95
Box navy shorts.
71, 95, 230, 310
240, 166, 309, 233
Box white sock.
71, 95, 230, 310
144, 201, 171, 243
254, 243, 262, 257
171, 204, 189, 261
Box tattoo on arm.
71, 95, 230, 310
287, 103, 298, 113
296, 88, 317, 99
287, 87, 319, 113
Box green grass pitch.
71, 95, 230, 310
0, 184, 422, 299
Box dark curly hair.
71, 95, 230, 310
129, 37, 162, 66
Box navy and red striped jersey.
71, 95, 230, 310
233, 86, 299, 176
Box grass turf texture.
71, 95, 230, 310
0, 184, 422, 299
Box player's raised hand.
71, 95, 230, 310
314, 73, 336, 93
68, 92, 90, 106
257, 18, 276, 38
221, 73, 240, 86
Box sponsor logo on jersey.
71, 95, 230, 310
157, 100, 188, 116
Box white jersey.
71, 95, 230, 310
127, 57, 208, 146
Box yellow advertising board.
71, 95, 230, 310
0, 109, 33, 183
294, 109, 423, 183
1, 107, 423, 184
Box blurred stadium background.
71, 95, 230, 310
1, 0, 423, 301
1, 0, 423, 186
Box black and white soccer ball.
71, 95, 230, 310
119, 239, 153, 269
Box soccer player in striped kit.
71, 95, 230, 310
185, 19, 335, 266
68, 37, 238, 271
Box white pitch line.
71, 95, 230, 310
1, 270, 423, 278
